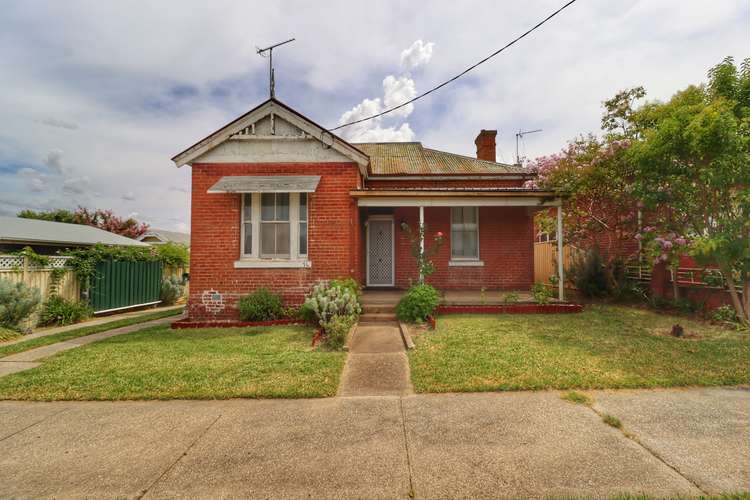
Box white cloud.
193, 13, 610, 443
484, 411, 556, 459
122, 191, 136, 201
42, 149, 65, 173
349, 123, 415, 143
62, 176, 91, 195
383, 75, 416, 117
337, 40, 434, 142
40, 117, 78, 130
400, 40, 434, 72
28, 177, 47, 192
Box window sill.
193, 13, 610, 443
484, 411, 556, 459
234, 259, 311, 269
449, 259, 484, 267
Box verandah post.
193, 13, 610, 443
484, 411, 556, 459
557, 204, 564, 301
419, 205, 425, 283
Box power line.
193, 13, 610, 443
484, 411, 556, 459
328, 0, 578, 132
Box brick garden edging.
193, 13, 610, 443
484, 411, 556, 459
171, 318, 306, 329
437, 303, 583, 315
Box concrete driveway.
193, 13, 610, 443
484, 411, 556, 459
1, 388, 748, 499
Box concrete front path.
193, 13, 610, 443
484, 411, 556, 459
0, 315, 182, 377
338, 323, 412, 397
2, 388, 748, 499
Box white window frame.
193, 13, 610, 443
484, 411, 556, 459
236, 192, 311, 269
449, 206, 484, 267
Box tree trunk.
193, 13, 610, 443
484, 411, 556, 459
671, 265, 680, 301
723, 268, 749, 324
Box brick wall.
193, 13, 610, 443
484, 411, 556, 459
189, 162, 361, 320
391, 206, 534, 290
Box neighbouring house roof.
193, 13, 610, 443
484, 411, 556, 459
207, 175, 321, 194
0, 216, 150, 248
353, 142, 528, 176
137, 228, 191, 246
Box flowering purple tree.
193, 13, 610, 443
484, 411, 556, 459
526, 135, 641, 284
637, 228, 690, 300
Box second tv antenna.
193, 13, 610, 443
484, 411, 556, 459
515, 128, 542, 165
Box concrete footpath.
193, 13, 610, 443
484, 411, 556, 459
1, 387, 748, 499
0, 314, 182, 377
338, 323, 412, 396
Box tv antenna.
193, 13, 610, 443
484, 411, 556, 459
515, 128, 542, 165
257, 38, 295, 98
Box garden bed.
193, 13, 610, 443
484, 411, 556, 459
171, 318, 305, 329
437, 303, 583, 315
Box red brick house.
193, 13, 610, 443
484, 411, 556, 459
172, 99, 564, 320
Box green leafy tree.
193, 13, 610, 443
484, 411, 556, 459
17, 206, 149, 238
628, 56, 750, 322
18, 208, 76, 223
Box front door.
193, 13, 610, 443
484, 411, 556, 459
367, 217, 394, 287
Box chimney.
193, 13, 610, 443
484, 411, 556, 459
474, 129, 497, 162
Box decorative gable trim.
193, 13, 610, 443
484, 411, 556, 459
171, 99, 369, 175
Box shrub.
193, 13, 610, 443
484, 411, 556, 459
155, 242, 189, 268
237, 288, 284, 322
329, 278, 362, 303
38, 296, 92, 326
711, 305, 740, 326
160, 277, 185, 306
0, 326, 21, 342
305, 281, 361, 330
567, 248, 609, 297
396, 283, 440, 323
297, 301, 318, 325
323, 314, 355, 351
531, 283, 553, 305
0, 279, 41, 331
503, 292, 520, 304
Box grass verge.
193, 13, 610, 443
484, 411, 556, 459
409, 304, 750, 393
561, 391, 592, 406
0, 308, 182, 358
0, 324, 346, 400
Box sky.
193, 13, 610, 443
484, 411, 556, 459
1, 0, 748, 233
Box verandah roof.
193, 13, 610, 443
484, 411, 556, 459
350, 189, 561, 207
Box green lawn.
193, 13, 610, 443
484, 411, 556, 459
409, 304, 750, 393
0, 308, 183, 359
0, 324, 346, 400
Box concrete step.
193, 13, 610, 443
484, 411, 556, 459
361, 304, 396, 315
359, 313, 397, 323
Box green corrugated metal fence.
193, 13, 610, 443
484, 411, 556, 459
88, 260, 163, 313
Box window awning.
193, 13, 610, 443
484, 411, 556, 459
207, 175, 321, 193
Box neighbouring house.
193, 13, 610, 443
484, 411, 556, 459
172, 98, 564, 320
0, 215, 149, 253
137, 228, 191, 247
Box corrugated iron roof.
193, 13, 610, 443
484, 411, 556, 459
353, 142, 527, 176
0, 216, 149, 247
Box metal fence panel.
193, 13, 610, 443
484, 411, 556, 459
89, 260, 162, 312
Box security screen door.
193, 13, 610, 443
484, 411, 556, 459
367, 218, 394, 286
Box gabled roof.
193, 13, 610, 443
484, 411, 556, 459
171, 98, 369, 173
0, 216, 149, 247
137, 228, 190, 246
354, 142, 527, 176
